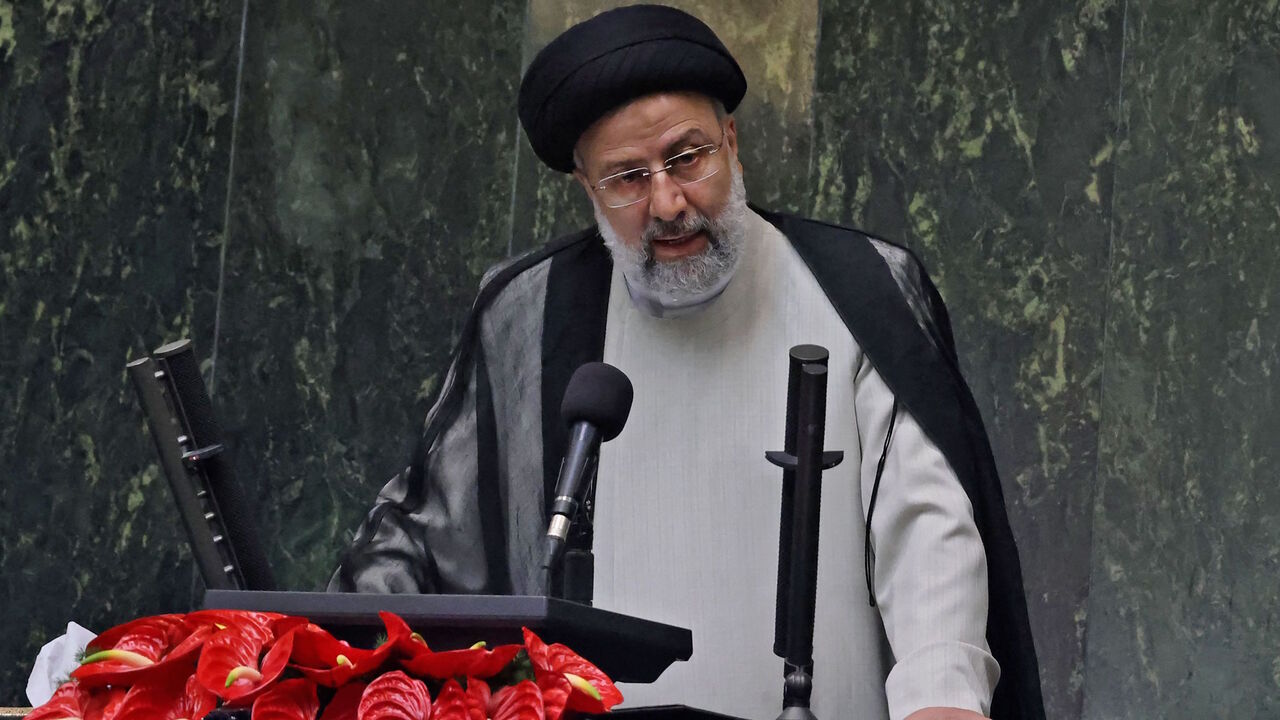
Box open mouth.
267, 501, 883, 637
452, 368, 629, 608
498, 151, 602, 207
651, 231, 702, 248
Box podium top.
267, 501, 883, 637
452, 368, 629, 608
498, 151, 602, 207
203, 590, 692, 684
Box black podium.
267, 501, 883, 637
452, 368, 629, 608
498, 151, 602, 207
203, 590, 746, 719
133, 341, 749, 719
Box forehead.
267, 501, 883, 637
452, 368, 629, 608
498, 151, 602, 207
576, 92, 721, 170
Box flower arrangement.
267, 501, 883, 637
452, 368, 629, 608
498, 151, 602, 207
29, 609, 623, 720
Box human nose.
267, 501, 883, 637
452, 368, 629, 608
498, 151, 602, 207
647, 169, 688, 222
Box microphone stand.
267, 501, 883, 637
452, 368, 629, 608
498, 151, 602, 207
562, 485, 596, 606
766, 345, 843, 720
542, 451, 599, 605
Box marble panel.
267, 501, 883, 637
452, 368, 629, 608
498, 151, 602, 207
510, 0, 820, 253
811, 1, 1125, 716
0, 0, 242, 704
1084, 1, 1280, 717
212, 0, 527, 593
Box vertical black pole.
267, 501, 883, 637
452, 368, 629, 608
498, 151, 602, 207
785, 363, 827, 677
563, 458, 599, 606
768, 347, 843, 720
775, 345, 828, 658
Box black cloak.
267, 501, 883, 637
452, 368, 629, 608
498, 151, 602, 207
332, 208, 1045, 720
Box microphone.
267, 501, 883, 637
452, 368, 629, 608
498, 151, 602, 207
542, 362, 634, 574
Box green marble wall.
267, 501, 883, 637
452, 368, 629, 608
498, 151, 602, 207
1084, 1, 1280, 716
0, 0, 243, 702
1, 0, 1277, 716
211, 0, 525, 592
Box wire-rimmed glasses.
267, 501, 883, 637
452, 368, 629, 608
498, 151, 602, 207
591, 129, 726, 209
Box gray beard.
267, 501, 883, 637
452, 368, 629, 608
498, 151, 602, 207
594, 162, 749, 306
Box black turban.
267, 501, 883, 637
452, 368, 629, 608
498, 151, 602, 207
517, 4, 747, 173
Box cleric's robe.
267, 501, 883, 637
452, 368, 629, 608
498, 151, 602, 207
595, 210, 992, 719
330, 207, 1045, 720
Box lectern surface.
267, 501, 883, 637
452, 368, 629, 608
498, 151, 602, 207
203, 590, 691, 684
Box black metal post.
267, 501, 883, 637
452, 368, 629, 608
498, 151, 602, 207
774, 345, 828, 658
765, 345, 844, 720
780, 363, 827, 717
563, 462, 598, 606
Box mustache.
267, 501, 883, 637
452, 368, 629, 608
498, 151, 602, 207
640, 213, 714, 262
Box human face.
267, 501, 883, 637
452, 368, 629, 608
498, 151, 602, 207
574, 93, 741, 264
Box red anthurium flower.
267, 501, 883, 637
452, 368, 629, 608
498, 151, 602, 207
184, 610, 307, 654
233, 626, 299, 705
431, 678, 489, 720
378, 611, 430, 660
74, 627, 214, 690
534, 674, 571, 720
73, 615, 199, 688
82, 686, 128, 720
195, 621, 270, 698
114, 673, 216, 720
358, 670, 433, 720
289, 612, 406, 687
487, 680, 545, 720
316, 682, 366, 720
465, 678, 491, 720
431, 679, 466, 720
250, 678, 320, 720
178, 674, 219, 720
184, 609, 289, 635
380, 610, 517, 680
27, 681, 86, 720
521, 628, 622, 714
399, 642, 522, 681
197, 623, 300, 703
88, 614, 187, 659
289, 623, 380, 687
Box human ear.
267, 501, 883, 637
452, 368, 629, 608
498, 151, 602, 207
722, 117, 743, 174
572, 168, 594, 199
724, 116, 739, 157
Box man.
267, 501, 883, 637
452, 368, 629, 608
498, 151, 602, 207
332, 6, 1043, 720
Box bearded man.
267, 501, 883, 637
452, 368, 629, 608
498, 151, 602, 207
331, 6, 1043, 720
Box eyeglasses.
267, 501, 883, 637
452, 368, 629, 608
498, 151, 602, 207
590, 129, 726, 209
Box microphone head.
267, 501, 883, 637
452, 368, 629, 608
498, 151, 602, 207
561, 362, 634, 441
